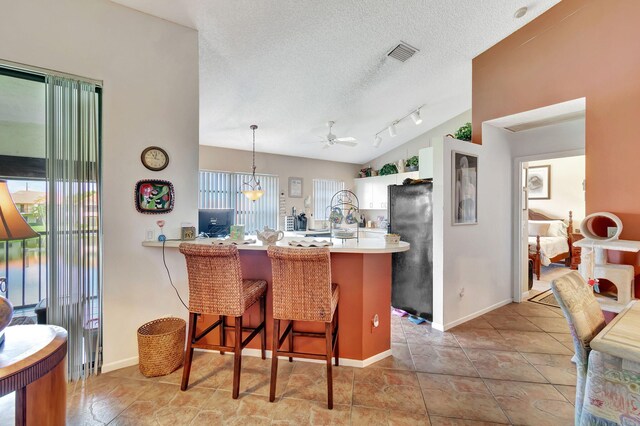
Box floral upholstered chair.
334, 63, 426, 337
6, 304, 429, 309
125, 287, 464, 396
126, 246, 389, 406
551, 271, 606, 424
581, 349, 640, 425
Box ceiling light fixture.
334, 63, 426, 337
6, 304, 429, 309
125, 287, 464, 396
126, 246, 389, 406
241, 125, 264, 202
410, 109, 423, 125
373, 105, 425, 145
514, 7, 528, 19
388, 123, 397, 137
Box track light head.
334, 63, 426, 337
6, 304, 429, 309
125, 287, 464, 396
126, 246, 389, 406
410, 110, 423, 125
388, 123, 397, 137
374, 135, 382, 148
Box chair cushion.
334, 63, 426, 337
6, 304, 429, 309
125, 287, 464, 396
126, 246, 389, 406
242, 279, 267, 311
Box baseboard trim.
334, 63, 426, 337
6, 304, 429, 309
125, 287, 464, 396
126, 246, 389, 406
101, 356, 139, 374
194, 347, 392, 368
522, 289, 537, 300
442, 298, 513, 331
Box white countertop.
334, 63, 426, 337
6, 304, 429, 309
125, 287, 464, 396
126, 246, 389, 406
142, 236, 409, 254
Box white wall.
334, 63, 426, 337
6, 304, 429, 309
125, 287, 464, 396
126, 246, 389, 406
0, 0, 199, 371
510, 118, 585, 158
362, 110, 471, 171
200, 145, 360, 227
432, 136, 513, 330
528, 156, 585, 227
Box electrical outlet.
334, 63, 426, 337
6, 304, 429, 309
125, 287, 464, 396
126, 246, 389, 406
145, 229, 155, 241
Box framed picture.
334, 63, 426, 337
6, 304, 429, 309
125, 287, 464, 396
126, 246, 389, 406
288, 177, 303, 198
452, 151, 478, 225
135, 179, 175, 214
527, 165, 550, 200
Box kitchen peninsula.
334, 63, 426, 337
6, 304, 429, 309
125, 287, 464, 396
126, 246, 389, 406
143, 237, 409, 366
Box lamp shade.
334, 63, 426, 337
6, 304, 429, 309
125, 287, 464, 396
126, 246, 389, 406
242, 189, 265, 202
0, 180, 39, 241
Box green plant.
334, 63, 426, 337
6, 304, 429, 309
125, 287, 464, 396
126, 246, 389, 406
454, 122, 472, 141
406, 155, 419, 167
379, 163, 398, 176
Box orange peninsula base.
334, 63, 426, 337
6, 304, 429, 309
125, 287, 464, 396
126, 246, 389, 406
197, 250, 392, 365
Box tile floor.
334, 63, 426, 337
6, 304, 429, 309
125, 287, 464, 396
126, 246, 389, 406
0, 301, 577, 425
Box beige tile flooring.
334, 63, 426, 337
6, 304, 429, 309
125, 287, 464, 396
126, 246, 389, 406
0, 301, 577, 425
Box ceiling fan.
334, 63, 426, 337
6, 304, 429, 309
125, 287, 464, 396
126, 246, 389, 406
315, 121, 358, 149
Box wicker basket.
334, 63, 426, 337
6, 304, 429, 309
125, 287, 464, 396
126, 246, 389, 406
137, 317, 186, 377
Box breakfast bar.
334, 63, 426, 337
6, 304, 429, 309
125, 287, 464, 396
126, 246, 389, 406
143, 237, 409, 366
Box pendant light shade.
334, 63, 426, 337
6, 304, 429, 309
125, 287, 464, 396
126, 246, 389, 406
242, 125, 265, 201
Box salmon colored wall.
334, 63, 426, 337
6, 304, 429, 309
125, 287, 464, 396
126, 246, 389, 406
473, 0, 640, 283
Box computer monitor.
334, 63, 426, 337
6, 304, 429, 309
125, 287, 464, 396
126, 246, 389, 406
198, 209, 234, 237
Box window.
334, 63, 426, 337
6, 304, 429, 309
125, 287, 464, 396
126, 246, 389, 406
199, 170, 279, 232
313, 179, 345, 220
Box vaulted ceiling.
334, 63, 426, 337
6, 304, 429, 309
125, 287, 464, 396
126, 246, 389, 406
111, 0, 560, 163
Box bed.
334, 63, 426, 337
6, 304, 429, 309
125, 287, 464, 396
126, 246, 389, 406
528, 210, 573, 280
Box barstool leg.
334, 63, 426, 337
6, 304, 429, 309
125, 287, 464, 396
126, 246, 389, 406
232, 315, 243, 399
181, 312, 198, 391
334, 306, 339, 366
325, 322, 334, 410
260, 295, 266, 360
288, 320, 294, 362
270, 319, 280, 402
220, 315, 226, 355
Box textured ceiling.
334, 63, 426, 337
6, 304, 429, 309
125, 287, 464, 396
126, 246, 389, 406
110, 0, 560, 164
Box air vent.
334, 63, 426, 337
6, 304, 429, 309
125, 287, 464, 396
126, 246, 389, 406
387, 42, 419, 62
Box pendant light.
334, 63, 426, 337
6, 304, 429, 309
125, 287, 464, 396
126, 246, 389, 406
242, 124, 265, 202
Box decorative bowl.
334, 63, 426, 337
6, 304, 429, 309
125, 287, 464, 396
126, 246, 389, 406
0, 295, 14, 345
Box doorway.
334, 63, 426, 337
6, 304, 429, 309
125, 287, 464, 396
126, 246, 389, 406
482, 98, 587, 302
523, 155, 586, 296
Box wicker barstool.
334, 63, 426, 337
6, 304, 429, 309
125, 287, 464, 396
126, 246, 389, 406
267, 246, 339, 409
179, 243, 267, 399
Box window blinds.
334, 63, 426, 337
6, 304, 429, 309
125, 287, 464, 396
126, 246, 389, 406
199, 170, 278, 232
313, 179, 345, 220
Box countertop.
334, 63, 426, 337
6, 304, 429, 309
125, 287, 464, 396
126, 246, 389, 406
142, 236, 409, 254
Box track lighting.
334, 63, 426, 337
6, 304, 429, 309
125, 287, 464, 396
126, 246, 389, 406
410, 109, 422, 125
388, 123, 397, 137
373, 104, 424, 144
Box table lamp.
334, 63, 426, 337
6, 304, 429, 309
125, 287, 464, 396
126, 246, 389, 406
0, 179, 39, 346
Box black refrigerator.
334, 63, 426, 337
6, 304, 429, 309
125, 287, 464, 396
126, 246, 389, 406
388, 181, 433, 321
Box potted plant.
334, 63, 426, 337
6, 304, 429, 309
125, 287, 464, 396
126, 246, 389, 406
379, 163, 398, 176
359, 167, 372, 178
454, 122, 472, 141
405, 155, 419, 172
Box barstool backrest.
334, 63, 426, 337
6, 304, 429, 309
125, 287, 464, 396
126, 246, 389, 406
179, 243, 244, 316
267, 246, 332, 322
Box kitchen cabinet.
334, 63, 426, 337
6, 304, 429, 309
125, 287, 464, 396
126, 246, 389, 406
354, 172, 419, 210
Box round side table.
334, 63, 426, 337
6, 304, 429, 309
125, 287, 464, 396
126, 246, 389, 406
0, 325, 67, 426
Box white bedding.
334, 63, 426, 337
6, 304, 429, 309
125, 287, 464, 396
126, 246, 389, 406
528, 236, 569, 266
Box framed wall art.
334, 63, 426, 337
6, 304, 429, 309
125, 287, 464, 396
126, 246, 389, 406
288, 177, 303, 198
527, 165, 550, 200
452, 151, 478, 225
135, 179, 175, 214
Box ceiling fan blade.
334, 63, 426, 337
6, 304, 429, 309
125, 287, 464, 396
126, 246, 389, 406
335, 136, 356, 142
335, 140, 358, 147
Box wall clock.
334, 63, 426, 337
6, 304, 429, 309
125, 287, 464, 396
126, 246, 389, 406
141, 146, 169, 171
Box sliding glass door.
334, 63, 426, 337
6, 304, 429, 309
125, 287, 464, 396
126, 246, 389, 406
0, 64, 103, 380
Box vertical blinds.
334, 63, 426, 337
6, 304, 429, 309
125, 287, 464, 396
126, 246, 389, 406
313, 179, 345, 220
46, 75, 102, 381
199, 170, 278, 231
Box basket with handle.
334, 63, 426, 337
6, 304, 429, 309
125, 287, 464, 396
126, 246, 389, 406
137, 317, 186, 377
